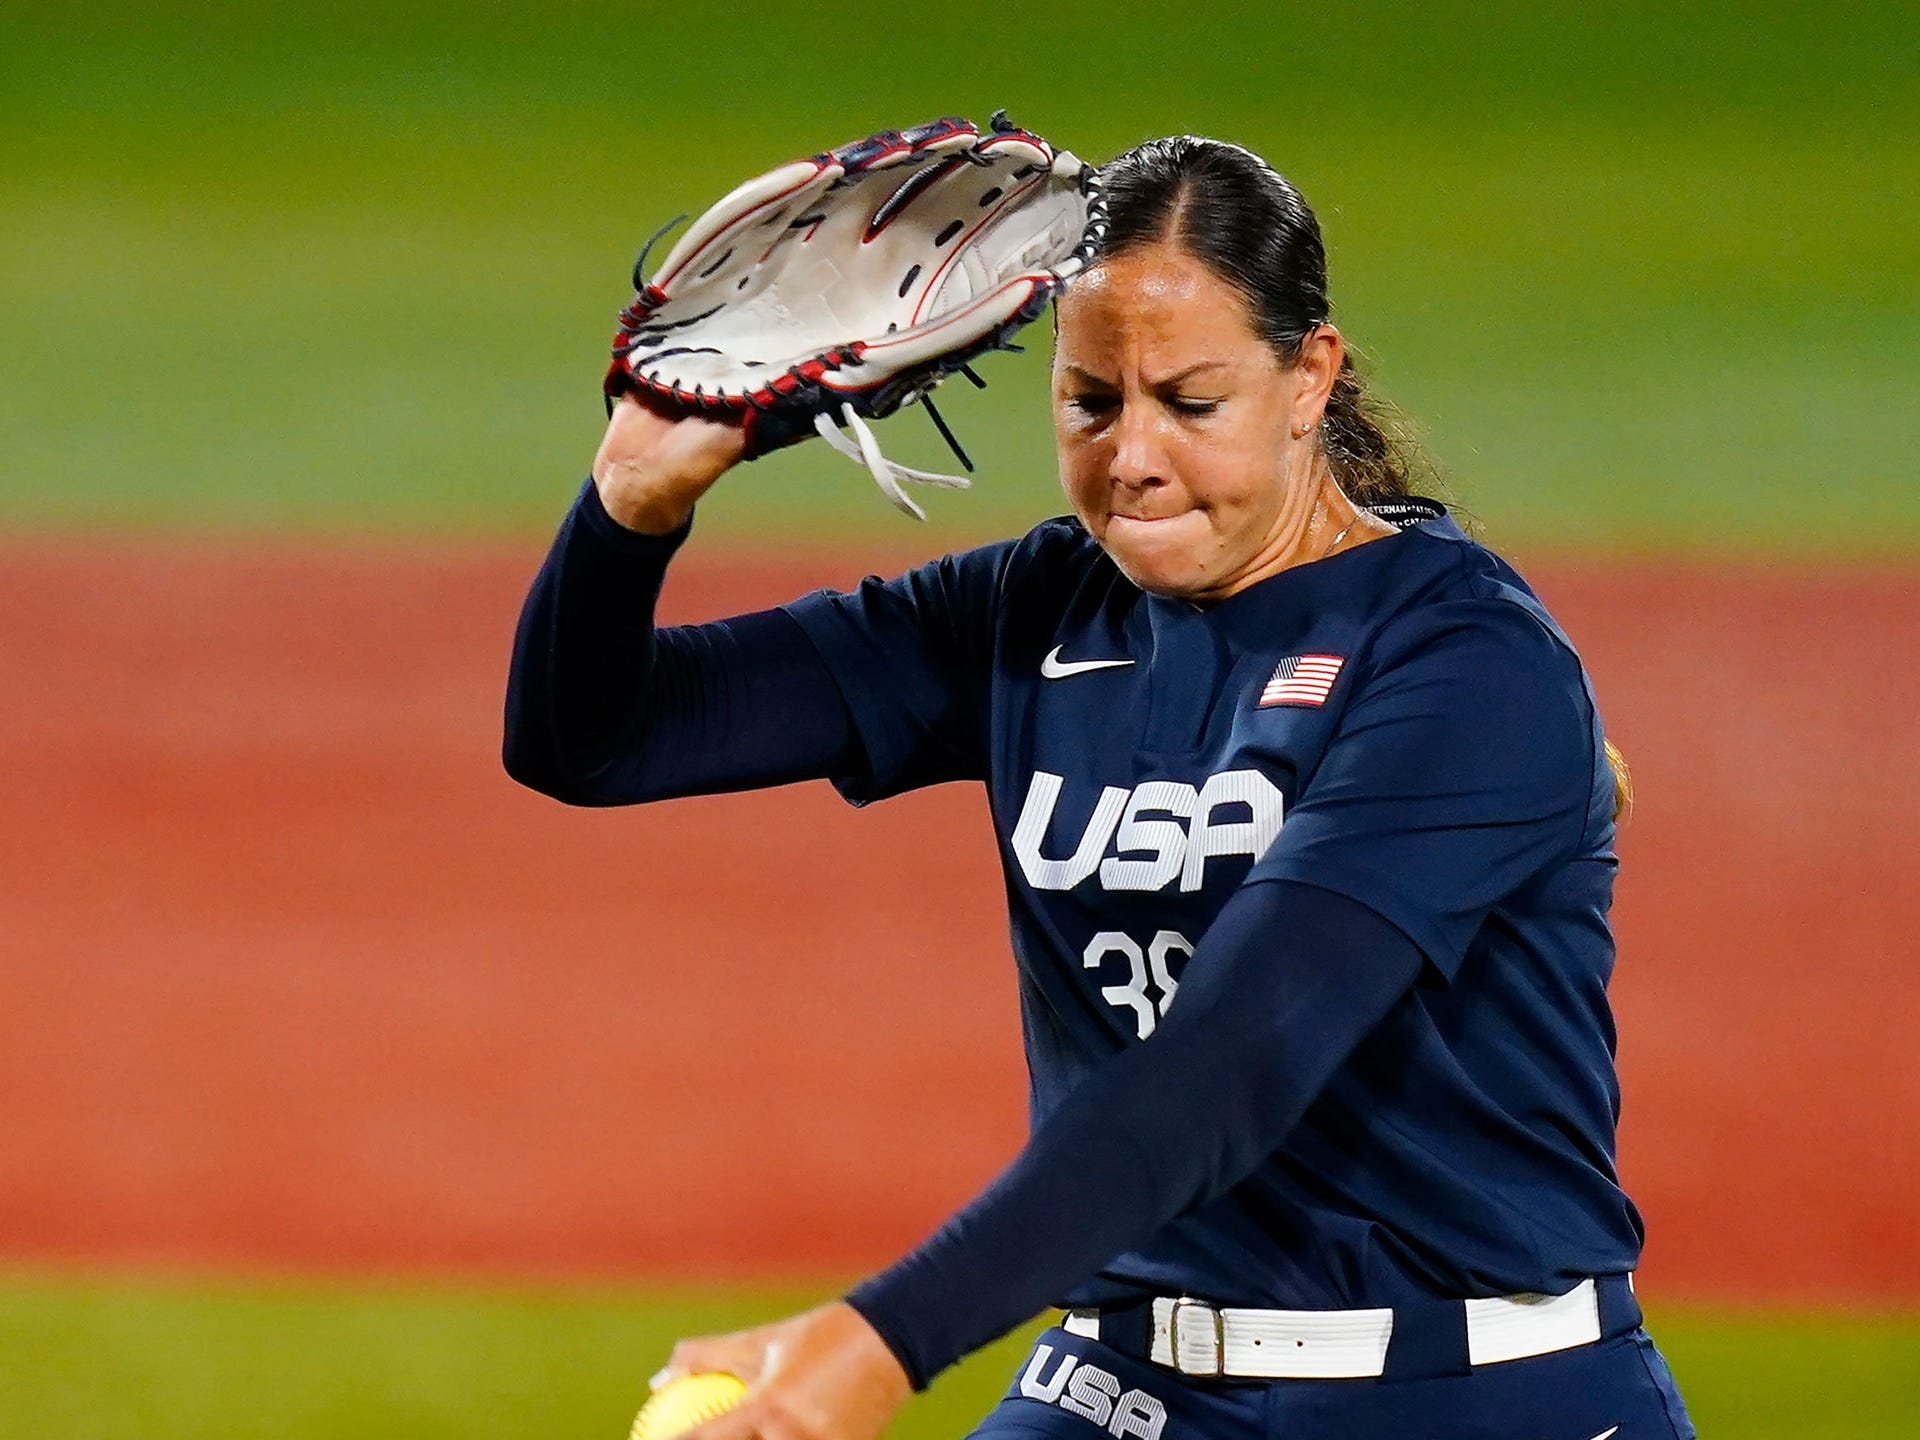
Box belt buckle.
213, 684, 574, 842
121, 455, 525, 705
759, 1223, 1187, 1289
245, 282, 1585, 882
1168, 1296, 1224, 1378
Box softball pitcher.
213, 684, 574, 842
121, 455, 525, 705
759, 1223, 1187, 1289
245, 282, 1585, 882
505, 132, 1695, 1440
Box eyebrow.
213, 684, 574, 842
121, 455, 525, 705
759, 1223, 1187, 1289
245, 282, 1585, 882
1062, 361, 1230, 389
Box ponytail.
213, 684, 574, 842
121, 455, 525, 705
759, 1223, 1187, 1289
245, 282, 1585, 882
1604, 738, 1633, 820
1321, 352, 1421, 506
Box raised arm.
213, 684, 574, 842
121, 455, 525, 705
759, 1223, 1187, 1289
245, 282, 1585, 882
503, 397, 861, 804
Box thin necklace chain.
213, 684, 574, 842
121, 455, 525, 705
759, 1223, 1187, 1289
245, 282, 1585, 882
1323, 513, 1361, 555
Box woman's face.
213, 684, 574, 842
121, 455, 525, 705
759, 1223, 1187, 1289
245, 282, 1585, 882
1051, 241, 1340, 603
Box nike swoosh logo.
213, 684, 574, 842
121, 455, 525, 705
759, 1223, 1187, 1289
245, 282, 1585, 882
1040, 645, 1135, 680
1587, 1428, 1619, 1440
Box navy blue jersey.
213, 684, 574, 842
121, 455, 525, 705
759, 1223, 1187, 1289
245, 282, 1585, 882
781, 503, 1642, 1313
505, 483, 1647, 1384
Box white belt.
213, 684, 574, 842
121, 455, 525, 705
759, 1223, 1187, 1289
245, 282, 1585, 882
1063, 1278, 1607, 1380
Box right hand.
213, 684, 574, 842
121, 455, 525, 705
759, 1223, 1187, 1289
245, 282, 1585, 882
658, 1302, 913, 1440
592, 392, 750, 535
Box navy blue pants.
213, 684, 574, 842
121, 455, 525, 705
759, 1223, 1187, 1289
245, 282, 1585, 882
967, 1325, 1695, 1440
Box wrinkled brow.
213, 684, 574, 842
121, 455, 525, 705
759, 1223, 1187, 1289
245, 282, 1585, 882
1061, 361, 1231, 389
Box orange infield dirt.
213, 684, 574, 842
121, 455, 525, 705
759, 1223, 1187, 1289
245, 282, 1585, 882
1, 539, 1915, 1305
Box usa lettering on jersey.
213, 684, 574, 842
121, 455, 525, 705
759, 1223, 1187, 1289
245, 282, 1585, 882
1011, 769, 1285, 892
1019, 1343, 1168, 1440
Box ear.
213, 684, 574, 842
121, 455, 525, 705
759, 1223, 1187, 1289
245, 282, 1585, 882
1290, 325, 1344, 431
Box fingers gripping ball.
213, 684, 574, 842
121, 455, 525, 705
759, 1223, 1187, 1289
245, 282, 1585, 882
629, 1373, 750, 1440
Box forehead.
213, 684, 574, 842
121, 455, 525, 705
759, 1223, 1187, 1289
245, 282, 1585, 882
1053, 243, 1262, 367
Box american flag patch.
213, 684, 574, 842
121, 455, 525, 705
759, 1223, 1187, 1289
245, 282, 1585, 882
1258, 654, 1344, 708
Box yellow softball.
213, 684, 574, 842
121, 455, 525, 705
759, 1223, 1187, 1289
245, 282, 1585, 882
629, 1372, 750, 1440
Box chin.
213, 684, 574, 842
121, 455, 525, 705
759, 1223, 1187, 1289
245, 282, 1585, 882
1098, 521, 1218, 600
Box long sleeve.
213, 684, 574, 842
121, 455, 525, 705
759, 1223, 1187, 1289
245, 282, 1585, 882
503, 479, 862, 804
844, 878, 1426, 1388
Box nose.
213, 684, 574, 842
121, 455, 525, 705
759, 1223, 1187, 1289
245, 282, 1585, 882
1108, 402, 1168, 491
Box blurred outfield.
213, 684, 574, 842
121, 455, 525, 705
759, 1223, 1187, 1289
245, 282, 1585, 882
5, 3, 1918, 1435
2, 0, 1917, 552
2, 1275, 1917, 1440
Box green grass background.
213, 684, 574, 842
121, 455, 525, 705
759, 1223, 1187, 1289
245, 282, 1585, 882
4, 3, 1917, 1431
2, 0, 1917, 553
5, 1272, 1917, 1440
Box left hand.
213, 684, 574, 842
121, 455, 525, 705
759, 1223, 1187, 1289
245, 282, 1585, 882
661, 1301, 912, 1440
